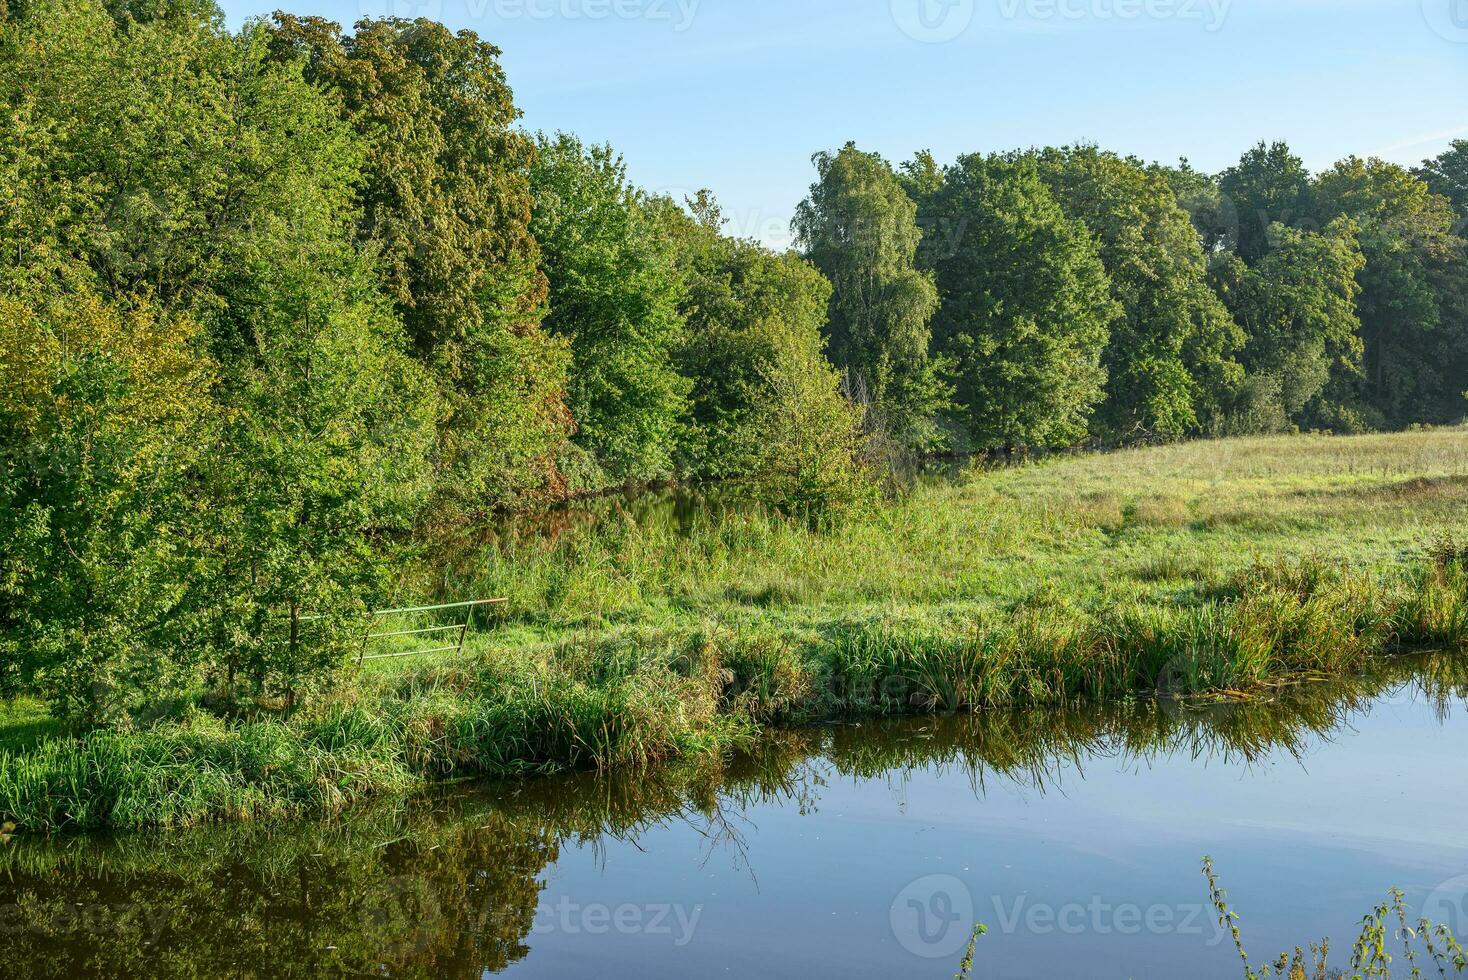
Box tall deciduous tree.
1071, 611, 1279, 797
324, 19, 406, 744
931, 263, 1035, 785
1210, 220, 1366, 432
1416, 140, 1468, 230
664, 194, 842, 481
793, 143, 946, 451
1313, 157, 1468, 426
264, 15, 571, 513
1219, 141, 1315, 266
0, 294, 217, 722
918, 154, 1117, 451
530, 133, 689, 488
1162, 158, 1237, 257
1, 0, 443, 712
1028, 146, 1244, 440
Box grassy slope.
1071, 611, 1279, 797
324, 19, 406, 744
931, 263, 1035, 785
3, 430, 1466, 832
0, 699, 63, 755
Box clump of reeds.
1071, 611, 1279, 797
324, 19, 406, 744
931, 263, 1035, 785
818, 556, 1458, 715
0, 630, 753, 832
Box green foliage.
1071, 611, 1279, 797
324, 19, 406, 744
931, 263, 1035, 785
1313, 156, 1468, 427
0, 293, 217, 723
530, 132, 690, 487
1211, 221, 1366, 431
1028, 146, 1244, 440
263, 15, 572, 514
1219, 140, 1315, 265
918, 153, 1117, 450
1163, 157, 1237, 256
1417, 139, 1468, 230
668, 195, 845, 481
794, 143, 948, 450
0, 0, 443, 716
207, 284, 442, 702
746, 332, 876, 525
0, 0, 362, 332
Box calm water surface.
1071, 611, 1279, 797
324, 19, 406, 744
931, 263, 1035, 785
4, 659, 1468, 978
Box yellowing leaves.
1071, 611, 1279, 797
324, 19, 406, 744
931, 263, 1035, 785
0, 292, 216, 474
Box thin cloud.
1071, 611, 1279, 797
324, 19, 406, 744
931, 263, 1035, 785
1369, 124, 1468, 158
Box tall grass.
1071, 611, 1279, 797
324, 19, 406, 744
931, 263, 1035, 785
0, 633, 752, 832
2, 554, 1462, 832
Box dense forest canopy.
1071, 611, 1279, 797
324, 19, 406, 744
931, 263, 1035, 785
1, 0, 1465, 722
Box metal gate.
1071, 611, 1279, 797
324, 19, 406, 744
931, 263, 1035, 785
356, 598, 508, 664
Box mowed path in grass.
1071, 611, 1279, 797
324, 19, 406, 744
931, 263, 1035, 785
453, 427, 1468, 658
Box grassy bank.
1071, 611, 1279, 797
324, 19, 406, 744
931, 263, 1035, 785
2, 430, 1467, 832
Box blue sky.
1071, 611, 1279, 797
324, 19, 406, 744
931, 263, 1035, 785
220, 0, 1468, 248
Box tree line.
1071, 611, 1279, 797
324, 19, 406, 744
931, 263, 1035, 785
801, 140, 1468, 455
1, 0, 1464, 723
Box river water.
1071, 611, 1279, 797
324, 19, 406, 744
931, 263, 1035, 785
3, 658, 1467, 978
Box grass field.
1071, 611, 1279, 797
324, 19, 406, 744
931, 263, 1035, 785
0, 700, 63, 755
446, 427, 1468, 651
3, 429, 1466, 832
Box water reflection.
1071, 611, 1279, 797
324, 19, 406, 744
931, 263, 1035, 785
1, 655, 1465, 979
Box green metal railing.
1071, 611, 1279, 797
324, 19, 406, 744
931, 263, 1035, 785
355, 598, 507, 664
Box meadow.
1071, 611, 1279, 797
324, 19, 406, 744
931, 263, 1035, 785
2, 428, 1467, 832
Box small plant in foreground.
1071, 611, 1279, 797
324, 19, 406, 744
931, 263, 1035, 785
955, 922, 987, 979
1203, 857, 1468, 979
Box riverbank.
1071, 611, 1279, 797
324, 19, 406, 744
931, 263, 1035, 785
2, 429, 1467, 833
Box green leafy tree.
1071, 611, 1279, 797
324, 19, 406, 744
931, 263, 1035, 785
1416, 140, 1468, 230
1028, 146, 1244, 440
1161, 158, 1237, 257
918, 153, 1117, 451
1210, 220, 1366, 431
0, 293, 217, 723
1219, 141, 1315, 265
663, 193, 842, 480
209, 275, 442, 704
793, 143, 947, 451
1313, 156, 1468, 426
530, 132, 690, 488
0, 1, 365, 337
264, 15, 571, 513
748, 335, 875, 526
1, 0, 443, 709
